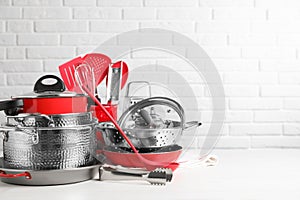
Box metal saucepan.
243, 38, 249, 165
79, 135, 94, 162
0, 75, 88, 115
6, 112, 93, 127
0, 157, 101, 186
0, 120, 97, 170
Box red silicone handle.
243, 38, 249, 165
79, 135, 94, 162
0, 170, 31, 179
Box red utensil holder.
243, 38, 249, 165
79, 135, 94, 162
90, 104, 117, 122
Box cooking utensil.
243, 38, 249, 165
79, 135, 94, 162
75, 63, 117, 122
75, 63, 96, 96
58, 56, 84, 93
99, 164, 173, 181
0, 120, 97, 170
11, 75, 87, 115
92, 61, 129, 121
75, 64, 138, 154
99, 165, 172, 185
106, 63, 121, 104
59, 53, 110, 93
111, 61, 129, 89
82, 53, 111, 86
6, 112, 93, 127
0, 157, 100, 186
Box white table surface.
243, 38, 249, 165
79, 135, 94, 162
0, 149, 299, 200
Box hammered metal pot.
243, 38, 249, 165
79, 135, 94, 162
0, 121, 97, 170
6, 112, 93, 127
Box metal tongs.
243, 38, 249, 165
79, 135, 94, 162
99, 165, 173, 185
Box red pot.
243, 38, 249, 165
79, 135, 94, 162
11, 75, 87, 115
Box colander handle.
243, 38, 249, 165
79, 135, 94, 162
0, 170, 31, 179
184, 121, 202, 130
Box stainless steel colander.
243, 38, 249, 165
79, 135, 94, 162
98, 121, 199, 149
98, 97, 200, 149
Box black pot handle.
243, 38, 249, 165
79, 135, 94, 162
34, 75, 66, 93
0, 99, 23, 115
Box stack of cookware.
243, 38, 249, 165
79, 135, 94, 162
0, 75, 100, 185
96, 81, 201, 169
0, 53, 201, 186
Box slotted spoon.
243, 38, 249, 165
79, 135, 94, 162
58, 56, 83, 93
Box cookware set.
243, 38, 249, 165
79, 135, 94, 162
0, 53, 201, 186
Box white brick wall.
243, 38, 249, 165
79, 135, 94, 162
0, 0, 300, 150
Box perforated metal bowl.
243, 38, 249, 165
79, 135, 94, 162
98, 121, 199, 149
97, 97, 200, 149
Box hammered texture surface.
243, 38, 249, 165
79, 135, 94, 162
3, 126, 94, 170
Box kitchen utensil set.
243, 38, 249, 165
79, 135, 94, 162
59, 53, 111, 93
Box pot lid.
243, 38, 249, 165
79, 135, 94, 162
118, 96, 185, 130
12, 75, 86, 99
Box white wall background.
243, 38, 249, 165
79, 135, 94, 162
1, 0, 300, 149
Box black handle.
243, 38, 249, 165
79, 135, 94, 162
34, 75, 66, 93
0, 99, 23, 115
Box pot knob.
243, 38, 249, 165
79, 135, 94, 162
34, 75, 66, 93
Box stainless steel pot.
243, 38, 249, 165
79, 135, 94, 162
6, 112, 93, 127
0, 120, 97, 170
